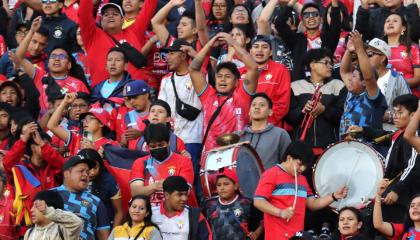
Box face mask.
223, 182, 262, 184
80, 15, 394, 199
150, 146, 169, 161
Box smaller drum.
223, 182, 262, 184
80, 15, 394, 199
313, 141, 384, 209
200, 142, 264, 199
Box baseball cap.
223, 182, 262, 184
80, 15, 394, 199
367, 38, 391, 58
217, 167, 239, 184
79, 107, 112, 130
123, 80, 150, 97
62, 155, 96, 171
251, 35, 272, 48
100, 3, 124, 16
161, 39, 191, 52
289, 231, 314, 240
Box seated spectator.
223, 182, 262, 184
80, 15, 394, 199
121, 80, 151, 149
3, 121, 65, 195
404, 99, 420, 152
253, 141, 348, 240
383, 13, 420, 98
78, 149, 124, 228
108, 195, 162, 240
374, 181, 420, 239
129, 123, 195, 206
355, 0, 420, 42
47, 93, 118, 156
24, 190, 83, 240
248, 35, 291, 128
239, 92, 291, 170
339, 31, 387, 138
366, 38, 411, 131
188, 33, 258, 152
52, 155, 110, 240
151, 176, 211, 240
287, 48, 346, 154
91, 48, 132, 113
204, 168, 263, 240
332, 207, 368, 240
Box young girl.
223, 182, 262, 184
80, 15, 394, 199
204, 168, 263, 240
217, 24, 253, 68
374, 180, 420, 239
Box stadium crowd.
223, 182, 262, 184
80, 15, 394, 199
0, 0, 419, 239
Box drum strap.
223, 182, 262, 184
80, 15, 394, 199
202, 95, 232, 145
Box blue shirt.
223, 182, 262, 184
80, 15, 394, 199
100, 80, 120, 98
339, 90, 388, 138
52, 185, 110, 240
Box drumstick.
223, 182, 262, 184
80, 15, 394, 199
338, 149, 362, 210
292, 163, 298, 210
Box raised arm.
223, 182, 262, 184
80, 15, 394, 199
257, 0, 278, 35
20, 0, 43, 12
340, 41, 355, 88
306, 186, 347, 211
46, 93, 76, 142
404, 100, 420, 152
151, 0, 185, 46
373, 180, 394, 237
195, 0, 209, 45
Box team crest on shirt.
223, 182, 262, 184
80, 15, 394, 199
235, 108, 242, 115
73, 3, 79, 9
60, 87, 69, 94
265, 74, 272, 81
400, 52, 408, 59
168, 167, 176, 176
177, 220, 184, 229
186, 81, 193, 90
233, 208, 242, 217
53, 27, 64, 39
82, 200, 89, 206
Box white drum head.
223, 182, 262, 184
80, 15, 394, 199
313, 141, 384, 209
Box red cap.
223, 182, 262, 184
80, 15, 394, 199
80, 107, 113, 130
217, 168, 239, 184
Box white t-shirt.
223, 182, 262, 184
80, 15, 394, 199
377, 70, 391, 96
152, 205, 190, 240
158, 72, 203, 144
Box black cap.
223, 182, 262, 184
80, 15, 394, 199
62, 155, 96, 171
251, 35, 272, 48
161, 39, 191, 52
150, 99, 171, 117
77, 149, 102, 163
34, 190, 64, 210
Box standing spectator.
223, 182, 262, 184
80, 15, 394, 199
404, 99, 420, 152
24, 190, 83, 240
0, 103, 11, 150
158, 39, 203, 172
72, 26, 91, 86
78, 0, 157, 86
207, 0, 234, 38
20, 0, 81, 23
239, 93, 291, 170
383, 13, 420, 97
253, 141, 348, 240
108, 195, 162, 240
0, 174, 17, 239
129, 123, 195, 206
366, 38, 411, 131
204, 168, 263, 240
122, 0, 144, 29
248, 35, 291, 127
339, 31, 387, 137
52, 155, 110, 240
216, 24, 252, 68
151, 176, 212, 240
225, 4, 254, 36
189, 33, 258, 152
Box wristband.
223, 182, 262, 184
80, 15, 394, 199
279, 209, 286, 219
332, 193, 338, 202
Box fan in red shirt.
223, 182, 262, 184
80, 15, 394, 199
254, 141, 348, 240
129, 123, 195, 206
0, 174, 17, 239
374, 181, 420, 240
78, 0, 158, 86
47, 93, 118, 156
188, 32, 259, 152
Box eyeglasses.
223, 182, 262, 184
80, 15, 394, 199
70, 104, 89, 109
302, 11, 320, 19
213, 4, 226, 9
391, 111, 403, 118
81, 116, 98, 123
367, 51, 383, 58
41, 0, 58, 4
233, 9, 247, 14
315, 61, 333, 67
50, 53, 68, 60
15, 30, 28, 36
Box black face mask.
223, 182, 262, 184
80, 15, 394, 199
150, 146, 169, 161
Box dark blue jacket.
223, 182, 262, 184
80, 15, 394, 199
42, 13, 77, 53
91, 73, 133, 107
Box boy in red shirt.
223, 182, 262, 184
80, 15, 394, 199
254, 141, 348, 240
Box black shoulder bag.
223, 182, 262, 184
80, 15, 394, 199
106, 33, 147, 69
202, 95, 232, 145
170, 73, 201, 121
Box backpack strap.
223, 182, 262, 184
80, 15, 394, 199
188, 207, 200, 240
58, 225, 64, 240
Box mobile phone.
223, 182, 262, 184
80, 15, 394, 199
83, 131, 93, 142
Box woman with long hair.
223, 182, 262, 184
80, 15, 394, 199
333, 207, 368, 239
224, 4, 254, 36
207, 0, 234, 38
383, 13, 420, 97
374, 180, 420, 239
108, 195, 162, 240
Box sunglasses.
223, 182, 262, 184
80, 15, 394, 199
302, 11, 320, 19
41, 0, 58, 3
367, 51, 383, 58
49, 53, 68, 60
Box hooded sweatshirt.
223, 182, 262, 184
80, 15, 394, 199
239, 124, 291, 170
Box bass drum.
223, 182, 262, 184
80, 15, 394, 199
200, 143, 264, 199
313, 140, 384, 209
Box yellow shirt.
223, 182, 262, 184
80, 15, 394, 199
123, 18, 136, 29
110, 222, 160, 240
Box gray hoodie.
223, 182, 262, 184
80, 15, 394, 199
239, 124, 291, 170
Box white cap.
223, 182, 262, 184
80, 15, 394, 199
100, 3, 124, 16
367, 38, 391, 58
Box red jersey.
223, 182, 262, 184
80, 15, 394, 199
254, 164, 314, 240
62, 0, 79, 23
240, 59, 291, 127
0, 195, 16, 240
130, 153, 194, 205
122, 110, 149, 149
142, 31, 168, 89
79, 0, 158, 86
0, 137, 9, 151
33, 68, 90, 111
66, 132, 119, 157
111, 104, 131, 142
0, 35, 6, 58
199, 83, 252, 152
389, 44, 420, 96
391, 223, 420, 240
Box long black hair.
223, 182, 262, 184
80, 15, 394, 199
322, 1, 352, 32
128, 195, 161, 231
208, 0, 234, 22
224, 4, 255, 37
383, 13, 412, 56
402, 194, 420, 233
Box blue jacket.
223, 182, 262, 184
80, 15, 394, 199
42, 14, 77, 53
91, 73, 133, 107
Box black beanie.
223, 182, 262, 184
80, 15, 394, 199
150, 99, 171, 117
34, 190, 64, 210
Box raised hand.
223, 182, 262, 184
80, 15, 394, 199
377, 179, 389, 196
20, 122, 38, 142
349, 31, 364, 51
334, 186, 348, 199
170, 0, 186, 7
32, 130, 45, 147
63, 93, 78, 105
30, 16, 43, 33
